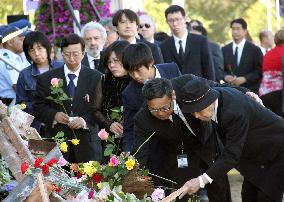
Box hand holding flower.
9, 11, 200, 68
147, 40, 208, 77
54, 112, 69, 124
68, 117, 86, 129
109, 122, 123, 137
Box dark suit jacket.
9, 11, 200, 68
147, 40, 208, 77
81, 53, 105, 74
209, 41, 224, 81
33, 65, 103, 163
122, 63, 182, 152
133, 74, 230, 190
208, 87, 284, 200
136, 38, 164, 64
222, 41, 263, 93
159, 33, 215, 80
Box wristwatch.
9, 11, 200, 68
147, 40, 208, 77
198, 176, 205, 188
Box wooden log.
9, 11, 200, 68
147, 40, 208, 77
0, 118, 34, 164
0, 131, 24, 181
3, 146, 63, 202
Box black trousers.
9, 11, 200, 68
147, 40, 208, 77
199, 159, 232, 202
260, 90, 284, 118
241, 179, 282, 202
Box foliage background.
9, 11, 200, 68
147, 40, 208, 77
143, 0, 281, 44
0, 0, 282, 44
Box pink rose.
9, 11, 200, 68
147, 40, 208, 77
51, 78, 59, 87
57, 156, 67, 166
98, 129, 109, 140
109, 155, 119, 167
151, 188, 165, 202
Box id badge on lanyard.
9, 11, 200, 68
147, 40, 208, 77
177, 140, 188, 168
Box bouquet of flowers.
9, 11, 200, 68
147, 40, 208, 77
20, 128, 164, 201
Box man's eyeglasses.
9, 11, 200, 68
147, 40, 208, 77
62, 51, 83, 58
139, 24, 151, 29
148, 102, 172, 113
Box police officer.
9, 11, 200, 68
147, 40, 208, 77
0, 25, 30, 105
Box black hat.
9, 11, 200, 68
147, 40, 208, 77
181, 78, 219, 113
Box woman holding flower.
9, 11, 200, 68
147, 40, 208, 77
97, 40, 130, 137
16, 31, 62, 133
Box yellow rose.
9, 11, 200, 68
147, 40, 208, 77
97, 182, 102, 189
59, 142, 68, 153
125, 159, 135, 170
20, 103, 27, 110
71, 139, 80, 146
83, 162, 97, 177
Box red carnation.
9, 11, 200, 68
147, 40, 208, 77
92, 173, 103, 183
76, 172, 83, 179
21, 162, 29, 174
47, 157, 58, 166
34, 157, 44, 168
52, 184, 61, 193
42, 164, 50, 175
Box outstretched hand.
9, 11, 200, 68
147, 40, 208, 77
179, 178, 200, 199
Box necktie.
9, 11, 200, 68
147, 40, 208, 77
234, 46, 238, 68
93, 59, 100, 69
178, 40, 185, 64
68, 73, 76, 99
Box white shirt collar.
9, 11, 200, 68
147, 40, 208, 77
149, 38, 155, 43
211, 99, 218, 123
169, 100, 196, 136
64, 64, 81, 86
154, 66, 161, 78
233, 38, 246, 50
173, 31, 188, 54
87, 53, 99, 70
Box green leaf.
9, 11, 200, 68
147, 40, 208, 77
141, 168, 149, 176
104, 144, 114, 156
55, 131, 65, 139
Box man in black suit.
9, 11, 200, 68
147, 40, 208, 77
112, 9, 164, 64
121, 43, 181, 153
159, 5, 215, 80
222, 18, 263, 93
190, 25, 225, 82
134, 77, 232, 202
33, 34, 103, 163
178, 77, 284, 202
80, 21, 106, 73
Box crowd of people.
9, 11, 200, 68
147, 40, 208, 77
0, 4, 283, 202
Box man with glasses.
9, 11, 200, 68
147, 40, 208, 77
133, 77, 232, 202
159, 5, 215, 80
138, 14, 160, 45
33, 34, 103, 163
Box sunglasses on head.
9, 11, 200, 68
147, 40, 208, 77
139, 23, 151, 29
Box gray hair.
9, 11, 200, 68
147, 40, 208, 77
99, 17, 117, 32
139, 14, 156, 31
81, 21, 107, 41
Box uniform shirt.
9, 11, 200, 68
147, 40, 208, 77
0, 49, 29, 98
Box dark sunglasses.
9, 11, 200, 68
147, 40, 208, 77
139, 23, 151, 29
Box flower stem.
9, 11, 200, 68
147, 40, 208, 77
133, 132, 155, 157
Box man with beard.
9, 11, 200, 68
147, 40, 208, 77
81, 21, 107, 73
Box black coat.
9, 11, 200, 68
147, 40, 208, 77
209, 87, 284, 200
136, 38, 164, 64
33, 65, 103, 163
222, 41, 263, 93
159, 33, 215, 80
122, 63, 181, 152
